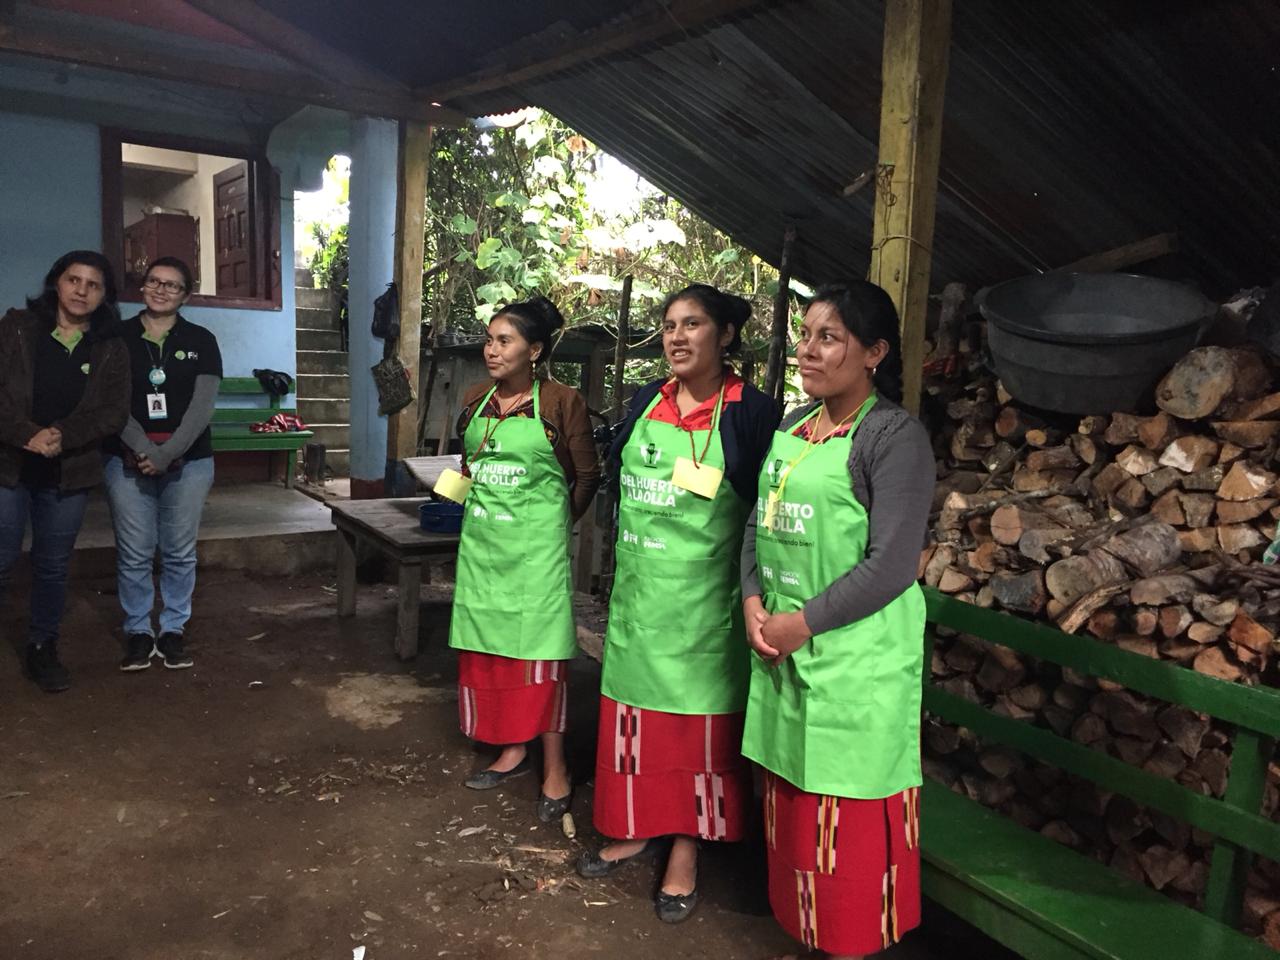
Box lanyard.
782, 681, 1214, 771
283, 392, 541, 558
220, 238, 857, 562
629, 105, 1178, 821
464, 382, 534, 474
772, 393, 875, 504
673, 377, 727, 469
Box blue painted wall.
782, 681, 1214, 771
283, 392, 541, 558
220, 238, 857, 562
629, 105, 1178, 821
0, 108, 297, 399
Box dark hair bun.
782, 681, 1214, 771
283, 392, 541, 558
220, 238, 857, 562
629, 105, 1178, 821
659, 283, 750, 356
495, 296, 565, 365
526, 296, 565, 339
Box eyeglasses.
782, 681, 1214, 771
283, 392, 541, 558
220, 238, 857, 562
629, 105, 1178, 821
143, 277, 186, 293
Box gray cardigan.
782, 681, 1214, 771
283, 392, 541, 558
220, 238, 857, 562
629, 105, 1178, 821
740, 398, 936, 634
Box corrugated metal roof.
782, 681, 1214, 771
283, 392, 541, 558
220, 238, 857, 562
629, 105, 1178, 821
482, 0, 1280, 296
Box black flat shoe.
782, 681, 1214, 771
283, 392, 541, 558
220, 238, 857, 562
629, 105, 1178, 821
535, 789, 573, 823
655, 888, 699, 924
575, 839, 653, 878
463, 756, 530, 790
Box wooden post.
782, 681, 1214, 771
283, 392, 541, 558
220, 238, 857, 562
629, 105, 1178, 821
575, 345, 608, 593
868, 0, 952, 415
764, 224, 796, 411
612, 275, 633, 419
386, 120, 432, 492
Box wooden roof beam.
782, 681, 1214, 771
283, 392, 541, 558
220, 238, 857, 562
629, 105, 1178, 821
425, 0, 770, 103
0, 21, 466, 125
180, 0, 405, 99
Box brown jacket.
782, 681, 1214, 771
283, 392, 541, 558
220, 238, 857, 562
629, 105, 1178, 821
457, 379, 601, 520
0, 308, 131, 491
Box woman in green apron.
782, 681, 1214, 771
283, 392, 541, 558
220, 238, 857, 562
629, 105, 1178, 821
576, 284, 779, 924
741, 281, 935, 959
448, 296, 600, 822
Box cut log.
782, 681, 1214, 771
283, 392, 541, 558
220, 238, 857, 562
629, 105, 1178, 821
1025, 444, 1081, 472
1078, 415, 1108, 436
1141, 467, 1182, 497
1137, 412, 1182, 450
1158, 635, 1201, 662
1112, 478, 1150, 511
967, 540, 1001, 573
1019, 527, 1074, 563
976, 647, 1026, 693
1179, 493, 1216, 527
1158, 436, 1220, 473
1131, 606, 1159, 636
1092, 462, 1131, 499
1217, 442, 1246, 465
1046, 552, 1128, 606
1103, 413, 1142, 446
1158, 604, 1193, 639
1058, 581, 1130, 634
1226, 346, 1271, 401
982, 440, 1020, 476
1181, 464, 1226, 491
990, 504, 1062, 546
1070, 712, 1109, 746
1218, 524, 1267, 553
938, 567, 976, 593
923, 544, 957, 587
1156, 705, 1210, 757
1228, 609, 1275, 655
1130, 574, 1197, 606
1154, 346, 1238, 419
1040, 820, 1083, 849
1008, 683, 1048, 712
1138, 845, 1191, 891
1086, 608, 1121, 639
1039, 496, 1095, 529
1143, 743, 1190, 781
1192, 748, 1231, 797
1012, 468, 1073, 492
1115, 634, 1158, 658
989, 570, 1048, 615
994, 406, 1045, 443
1069, 433, 1100, 465
1102, 522, 1182, 577
1024, 428, 1062, 448
1192, 644, 1244, 682
1223, 390, 1280, 421
1192, 594, 1240, 627
1178, 528, 1218, 553
1150, 489, 1186, 526
1187, 622, 1224, 644
1217, 460, 1277, 501
1211, 420, 1280, 449
1116, 445, 1159, 476
1092, 690, 1160, 739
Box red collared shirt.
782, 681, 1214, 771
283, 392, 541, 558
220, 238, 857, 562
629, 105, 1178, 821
647, 371, 745, 429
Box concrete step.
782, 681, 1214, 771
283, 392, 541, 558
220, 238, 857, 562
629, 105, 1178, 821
298, 327, 343, 351
297, 373, 349, 399
306, 423, 350, 449
298, 350, 348, 375
294, 269, 313, 288
295, 287, 333, 311
297, 396, 350, 423
296, 305, 339, 332
324, 449, 350, 475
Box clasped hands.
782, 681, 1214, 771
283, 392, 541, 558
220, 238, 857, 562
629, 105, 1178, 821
23, 426, 61, 458
743, 595, 812, 667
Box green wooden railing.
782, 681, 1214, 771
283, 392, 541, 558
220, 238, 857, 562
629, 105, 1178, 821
923, 587, 1280, 930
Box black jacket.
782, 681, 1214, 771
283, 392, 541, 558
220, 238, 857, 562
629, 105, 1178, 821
0, 308, 131, 491
607, 377, 780, 503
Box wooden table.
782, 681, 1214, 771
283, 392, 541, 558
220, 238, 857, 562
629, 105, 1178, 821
329, 497, 461, 659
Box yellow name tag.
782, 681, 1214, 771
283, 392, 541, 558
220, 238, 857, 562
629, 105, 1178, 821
763, 492, 780, 528
434, 467, 473, 503
671, 456, 723, 499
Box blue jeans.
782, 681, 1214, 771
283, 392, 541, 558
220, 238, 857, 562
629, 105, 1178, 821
0, 482, 90, 647
103, 455, 214, 636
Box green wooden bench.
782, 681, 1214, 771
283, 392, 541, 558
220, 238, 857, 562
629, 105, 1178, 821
922, 587, 1280, 960
211, 377, 313, 488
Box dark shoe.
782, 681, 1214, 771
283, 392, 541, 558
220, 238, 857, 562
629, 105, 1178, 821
654, 888, 699, 924
120, 634, 155, 672
464, 755, 530, 790
576, 839, 653, 879
535, 789, 574, 823
156, 633, 193, 669
25, 642, 70, 693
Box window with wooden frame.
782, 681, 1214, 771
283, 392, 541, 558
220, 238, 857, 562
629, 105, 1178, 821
101, 128, 282, 309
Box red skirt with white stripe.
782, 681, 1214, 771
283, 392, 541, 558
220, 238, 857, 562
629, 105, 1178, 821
763, 770, 922, 956
592, 695, 751, 842
457, 651, 568, 745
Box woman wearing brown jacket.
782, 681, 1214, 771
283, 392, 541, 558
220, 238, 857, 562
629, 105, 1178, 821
0, 250, 131, 692
447, 296, 600, 822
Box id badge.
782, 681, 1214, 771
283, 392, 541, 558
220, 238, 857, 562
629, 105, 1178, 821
146, 393, 168, 420
763, 492, 780, 528
671, 456, 723, 499
434, 467, 473, 503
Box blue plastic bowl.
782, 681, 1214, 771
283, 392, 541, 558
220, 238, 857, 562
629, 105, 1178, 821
419, 500, 464, 534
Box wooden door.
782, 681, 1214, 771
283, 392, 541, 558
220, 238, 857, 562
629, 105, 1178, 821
214, 162, 253, 298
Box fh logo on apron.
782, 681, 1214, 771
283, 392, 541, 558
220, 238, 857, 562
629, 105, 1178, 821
640, 442, 662, 468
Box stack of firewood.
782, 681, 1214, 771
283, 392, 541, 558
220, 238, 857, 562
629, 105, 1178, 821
920, 342, 1280, 945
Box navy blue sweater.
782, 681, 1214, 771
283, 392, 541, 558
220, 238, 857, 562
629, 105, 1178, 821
607, 377, 780, 503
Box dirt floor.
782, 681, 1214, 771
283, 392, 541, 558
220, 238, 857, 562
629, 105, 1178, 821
0, 568, 1003, 960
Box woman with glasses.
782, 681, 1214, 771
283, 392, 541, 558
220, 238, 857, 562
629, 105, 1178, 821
104, 257, 222, 672
0, 250, 130, 692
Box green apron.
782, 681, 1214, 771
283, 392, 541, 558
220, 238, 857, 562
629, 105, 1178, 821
601, 388, 751, 714
448, 381, 577, 661
742, 397, 925, 798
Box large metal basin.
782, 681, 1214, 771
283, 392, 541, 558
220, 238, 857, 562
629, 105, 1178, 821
975, 272, 1213, 415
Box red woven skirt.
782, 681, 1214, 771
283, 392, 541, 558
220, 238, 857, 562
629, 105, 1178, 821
763, 771, 921, 956
456, 651, 568, 745
592, 695, 752, 841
